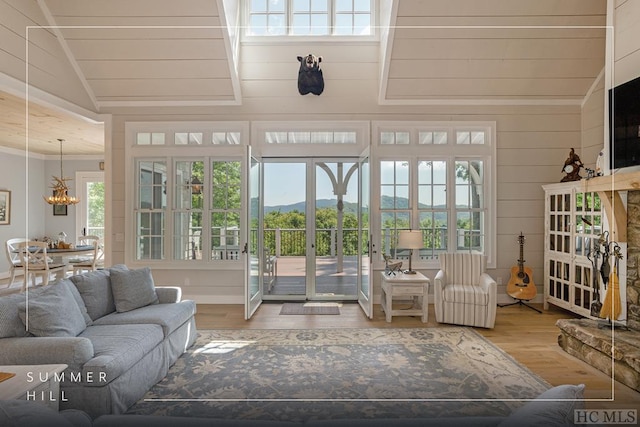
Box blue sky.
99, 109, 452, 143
264, 162, 358, 206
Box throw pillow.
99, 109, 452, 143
56, 278, 93, 326
0, 293, 30, 338
0, 285, 56, 338
110, 266, 159, 313
17, 282, 87, 337
69, 269, 116, 321
498, 384, 586, 427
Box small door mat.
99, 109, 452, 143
279, 303, 340, 315
0, 372, 16, 383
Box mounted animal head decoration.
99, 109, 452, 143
297, 54, 324, 96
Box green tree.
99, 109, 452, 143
88, 182, 105, 238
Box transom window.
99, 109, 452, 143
265, 130, 357, 144
247, 0, 373, 36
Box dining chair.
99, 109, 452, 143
4, 237, 28, 287
17, 241, 68, 290
71, 235, 104, 274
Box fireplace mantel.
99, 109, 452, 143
581, 170, 640, 243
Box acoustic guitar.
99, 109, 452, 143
506, 233, 537, 301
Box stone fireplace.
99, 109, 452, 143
557, 190, 640, 392
626, 190, 640, 330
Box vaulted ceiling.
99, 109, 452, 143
0, 0, 607, 154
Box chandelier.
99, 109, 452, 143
44, 138, 80, 205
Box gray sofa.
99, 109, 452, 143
0, 383, 587, 426
0, 265, 197, 418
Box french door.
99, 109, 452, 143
357, 148, 373, 318
245, 150, 262, 319
262, 158, 363, 301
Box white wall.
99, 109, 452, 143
581, 72, 606, 170
0, 149, 46, 277
613, 0, 640, 86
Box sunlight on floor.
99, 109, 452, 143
194, 340, 255, 355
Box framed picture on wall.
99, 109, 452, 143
0, 190, 10, 225
53, 204, 67, 216
53, 191, 67, 216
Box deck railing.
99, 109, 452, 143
263, 228, 360, 257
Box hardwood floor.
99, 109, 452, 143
195, 302, 640, 410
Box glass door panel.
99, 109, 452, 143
245, 152, 262, 319
314, 161, 359, 299
357, 149, 373, 317
263, 162, 307, 297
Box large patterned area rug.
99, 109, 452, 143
127, 328, 550, 422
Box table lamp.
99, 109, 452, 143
397, 230, 423, 274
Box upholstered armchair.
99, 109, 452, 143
434, 252, 497, 329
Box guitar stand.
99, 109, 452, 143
498, 299, 542, 314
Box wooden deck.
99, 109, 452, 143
265, 256, 360, 297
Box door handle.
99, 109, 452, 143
241, 243, 248, 254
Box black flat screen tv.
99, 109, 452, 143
609, 75, 640, 171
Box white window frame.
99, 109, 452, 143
252, 121, 370, 157
125, 122, 249, 270
242, 0, 378, 41
372, 121, 497, 269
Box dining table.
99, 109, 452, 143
46, 244, 96, 264
31, 244, 97, 278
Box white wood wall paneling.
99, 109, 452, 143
498, 148, 569, 165
240, 44, 379, 63
80, 60, 231, 80
614, 0, 640, 60
388, 59, 604, 79
51, 16, 224, 28
391, 39, 605, 59
65, 39, 228, 60
386, 78, 595, 97
499, 166, 569, 184
499, 131, 581, 149
394, 15, 607, 27
582, 102, 605, 129
497, 113, 581, 131
3, 0, 48, 23
241, 80, 376, 99
42, 0, 219, 17
396, 0, 605, 16
392, 27, 605, 40
241, 62, 377, 81
89, 79, 235, 98
497, 183, 546, 200
58, 26, 225, 40
497, 200, 545, 218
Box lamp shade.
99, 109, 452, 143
398, 230, 423, 249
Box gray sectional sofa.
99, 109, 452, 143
0, 265, 197, 418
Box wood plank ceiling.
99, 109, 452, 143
0, 0, 606, 154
